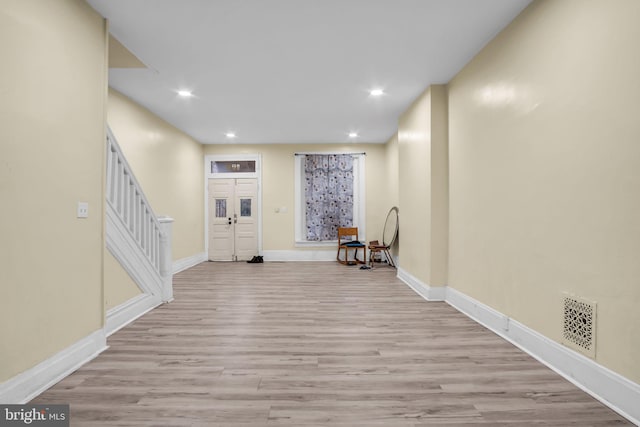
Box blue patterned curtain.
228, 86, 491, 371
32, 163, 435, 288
304, 154, 354, 241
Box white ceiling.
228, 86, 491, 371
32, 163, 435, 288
87, 0, 531, 144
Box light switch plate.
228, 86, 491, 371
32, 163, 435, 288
77, 202, 89, 218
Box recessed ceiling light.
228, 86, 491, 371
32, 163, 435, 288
225, 132, 236, 139
369, 88, 384, 97
177, 90, 193, 97
348, 132, 358, 138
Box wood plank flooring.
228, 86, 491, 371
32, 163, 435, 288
32, 262, 631, 426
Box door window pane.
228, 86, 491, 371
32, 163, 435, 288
240, 199, 252, 217
215, 199, 227, 217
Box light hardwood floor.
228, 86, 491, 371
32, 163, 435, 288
33, 262, 630, 426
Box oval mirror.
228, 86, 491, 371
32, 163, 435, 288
382, 207, 399, 247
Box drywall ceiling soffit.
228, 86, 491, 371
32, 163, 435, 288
109, 34, 147, 69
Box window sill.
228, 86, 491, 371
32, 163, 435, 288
294, 240, 338, 248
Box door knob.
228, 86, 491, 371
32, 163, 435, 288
228, 217, 232, 225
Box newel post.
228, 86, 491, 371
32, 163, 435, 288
158, 216, 175, 302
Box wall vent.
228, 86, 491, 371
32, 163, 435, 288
562, 294, 596, 358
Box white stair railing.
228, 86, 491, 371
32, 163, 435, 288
105, 127, 173, 302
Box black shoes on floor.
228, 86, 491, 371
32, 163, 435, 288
247, 256, 263, 263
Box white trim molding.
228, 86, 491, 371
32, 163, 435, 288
203, 154, 263, 261
106, 206, 163, 297
173, 252, 207, 274
0, 329, 107, 404
263, 250, 337, 262
106, 128, 174, 304
105, 293, 162, 337
396, 273, 640, 425
444, 287, 640, 426
158, 216, 175, 302
397, 267, 446, 301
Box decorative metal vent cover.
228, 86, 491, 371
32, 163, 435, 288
562, 294, 596, 358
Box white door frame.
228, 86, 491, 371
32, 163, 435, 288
204, 154, 262, 258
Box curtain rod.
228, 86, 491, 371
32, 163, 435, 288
294, 152, 366, 156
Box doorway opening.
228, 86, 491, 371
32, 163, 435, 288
204, 154, 262, 261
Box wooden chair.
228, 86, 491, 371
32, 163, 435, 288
336, 227, 366, 265
368, 207, 398, 269
368, 240, 395, 268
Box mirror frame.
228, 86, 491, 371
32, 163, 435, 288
382, 206, 399, 247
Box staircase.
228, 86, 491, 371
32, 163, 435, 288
105, 127, 174, 334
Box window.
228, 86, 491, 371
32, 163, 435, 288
211, 160, 256, 174
295, 153, 365, 244
206, 154, 260, 179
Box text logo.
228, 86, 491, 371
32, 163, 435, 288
0, 405, 69, 427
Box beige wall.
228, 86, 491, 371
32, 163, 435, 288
448, 0, 640, 382
107, 89, 205, 261
398, 85, 448, 286
0, 0, 107, 381
429, 86, 449, 286
384, 133, 400, 209
203, 144, 388, 251
384, 133, 400, 259
398, 89, 431, 282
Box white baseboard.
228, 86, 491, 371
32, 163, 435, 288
263, 250, 337, 262
105, 293, 162, 337
444, 287, 640, 426
394, 277, 640, 425
445, 287, 511, 332
396, 267, 446, 301
173, 252, 207, 274
0, 329, 107, 404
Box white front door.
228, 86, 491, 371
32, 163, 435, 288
208, 178, 258, 261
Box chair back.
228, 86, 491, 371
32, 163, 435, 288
337, 227, 359, 245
